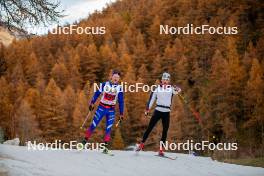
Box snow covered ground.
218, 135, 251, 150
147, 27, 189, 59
0, 144, 263, 176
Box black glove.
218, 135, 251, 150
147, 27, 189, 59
89, 104, 94, 111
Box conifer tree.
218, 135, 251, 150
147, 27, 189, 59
63, 85, 76, 129
68, 53, 81, 90
243, 58, 264, 151
99, 44, 117, 80
24, 88, 41, 121
133, 32, 147, 71
0, 77, 13, 139
206, 50, 228, 140
24, 52, 40, 86
225, 38, 246, 139
39, 79, 67, 142
77, 43, 100, 84
51, 62, 69, 90
117, 38, 129, 57
35, 72, 46, 94
73, 90, 89, 138
16, 99, 39, 144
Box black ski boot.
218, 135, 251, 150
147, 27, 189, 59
81, 138, 88, 145
102, 142, 109, 154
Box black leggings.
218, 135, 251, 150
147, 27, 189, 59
142, 110, 170, 143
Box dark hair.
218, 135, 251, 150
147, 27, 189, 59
112, 70, 121, 76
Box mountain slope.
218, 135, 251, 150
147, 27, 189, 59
0, 144, 263, 176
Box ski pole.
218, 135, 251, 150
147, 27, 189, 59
115, 119, 122, 127
178, 94, 202, 123
116, 115, 124, 127
80, 110, 91, 130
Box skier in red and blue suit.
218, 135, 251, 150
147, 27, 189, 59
84, 70, 124, 151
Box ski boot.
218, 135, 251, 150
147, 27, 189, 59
102, 142, 110, 154
76, 138, 88, 150
81, 137, 88, 145
158, 149, 164, 157
135, 142, 144, 152
102, 142, 114, 156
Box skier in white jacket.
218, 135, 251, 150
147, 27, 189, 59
136, 72, 181, 156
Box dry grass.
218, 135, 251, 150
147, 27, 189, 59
221, 157, 264, 168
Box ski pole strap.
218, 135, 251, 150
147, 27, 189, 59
156, 105, 171, 109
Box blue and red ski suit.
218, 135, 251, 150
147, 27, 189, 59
85, 81, 124, 142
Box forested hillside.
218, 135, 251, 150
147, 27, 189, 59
0, 0, 263, 159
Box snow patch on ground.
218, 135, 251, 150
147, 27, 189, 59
3, 138, 20, 146
0, 144, 263, 176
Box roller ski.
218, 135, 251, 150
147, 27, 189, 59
155, 149, 177, 160
135, 142, 144, 153
102, 143, 114, 156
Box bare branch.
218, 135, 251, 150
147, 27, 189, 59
0, 0, 64, 34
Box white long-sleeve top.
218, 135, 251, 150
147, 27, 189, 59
146, 85, 178, 112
